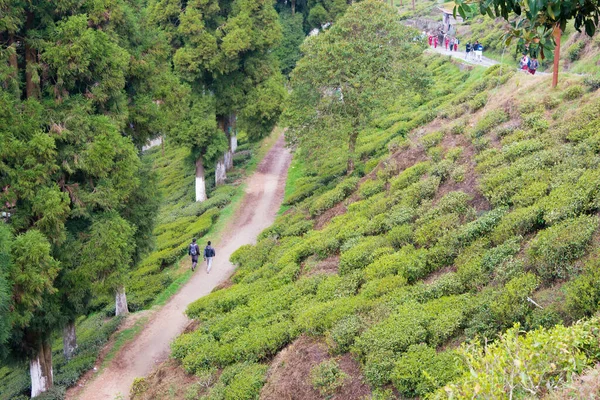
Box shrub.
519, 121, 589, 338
310, 360, 348, 397
436, 319, 600, 398
467, 92, 488, 111
471, 110, 509, 138
309, 177, 359, 216
339, 236, 390, 275
567, 41, 585, 61
390, 162, 431, 192
326, 315, 364, 353
527, 215, 598, 282
420, 131, 444, 149
490, 206, 543, 244
445, 147, 463, 162
543, 95, 561, 109
563, 85, 585, 101
131, 378, 149, 396
392, 345, 463, 397
490, 273, 540, 328
386, 224, 413, 249
201, 362, 268, 400
353, 306, 427, 358
565, 257, 600, 319
359, 179, 385, 199
583, 74, 600, 91
364, 245, 429, 283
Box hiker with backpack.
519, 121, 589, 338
204, 241, 216, 274
189, 238, 200, 271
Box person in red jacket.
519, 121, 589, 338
445, 36, 449, 50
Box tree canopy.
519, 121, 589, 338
284, 0, 427, 173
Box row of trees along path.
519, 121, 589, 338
0, 0, 285, 397
70, 134, 291, 400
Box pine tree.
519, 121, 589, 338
0, 1, 163, 395
150, 0, 286, 198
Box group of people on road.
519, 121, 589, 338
428, 32, 485, 62
465, 41, 484, 62
189, 238, 216, 273
519, 53, 539, 75
428, 33, 461, 52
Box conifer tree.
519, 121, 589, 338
0, 1, 163, 394
150, 0, 286, 198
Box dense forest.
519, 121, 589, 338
3, 0, 600, 398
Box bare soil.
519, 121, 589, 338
68, 134, 291, 400
260, 335, 371, 400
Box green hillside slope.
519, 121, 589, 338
149, 53, 600, 399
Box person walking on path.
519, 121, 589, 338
454, 38, 459, 51
428, 34, 433, 47
519, 53, 530, 71
434, 35, 438, 48
465, 42, 472, 59
204, 241, 216, 274
445, 36, 449, 50
528, 56, 539, 75
474, 41, 483, 62
188, 238, 200, 271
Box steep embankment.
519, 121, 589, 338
69, 135, 291, 399
135, 52, 600, 400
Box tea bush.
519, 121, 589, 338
527, 215, 598, 282
436, 318, 600, 398
309, 177, 360, 216
391, 344, 463, 397
310, 360, 348, 397
563, 85, 585, 100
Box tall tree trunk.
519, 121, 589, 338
30, 340, 53, 398
552, 25, 561, 88
115, 285, 128, 316
195, 157, 207, 202
8, 35, 18, 79
215, 158, 226, 186
291, 0, 296, 15
218, 115, 235, 171
63, 322, 77, 360
25, 12, 39, 99
347, 130, 358, 174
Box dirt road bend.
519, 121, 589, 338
71, 134, 292, 400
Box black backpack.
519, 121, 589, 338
206, 246, 215, 257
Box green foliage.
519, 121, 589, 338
437, 318, 600, 398
310, 359, 348, 397
326, 315, 363, 353
527, 215, 598, 282
201, 363, 268, 400
563, 85, 585, 100
274, 11, 305, 75
567, 41, 586, 61
285, 0, 427, 172
471, 109, 509, 138
310, 178, 359, 216
392, 344, 463, 397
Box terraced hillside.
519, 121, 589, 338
129, 45, 600, 400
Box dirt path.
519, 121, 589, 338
428, 45, 499, 68
69, 134, 292, 400
427, 46, 551, 76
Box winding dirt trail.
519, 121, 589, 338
70, 134, 291, 400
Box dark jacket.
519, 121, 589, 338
189, 243, 200, 258
204, 245, 216, 258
